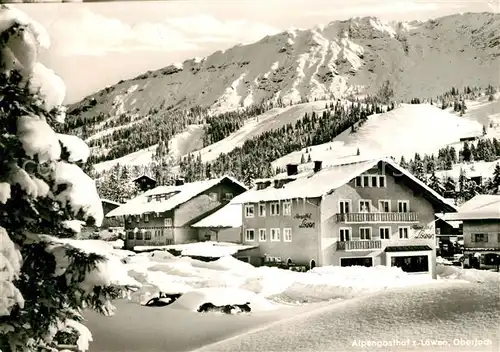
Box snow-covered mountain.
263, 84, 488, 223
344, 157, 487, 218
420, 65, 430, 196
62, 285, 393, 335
68, 12, 500, 173
71, 13, 499, 119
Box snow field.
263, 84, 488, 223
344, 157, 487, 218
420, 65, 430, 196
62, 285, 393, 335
70, 239, 500, 313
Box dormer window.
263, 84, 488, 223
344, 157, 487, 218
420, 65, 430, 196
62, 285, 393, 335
135, 215, 140, 222
144, 213, 149, 222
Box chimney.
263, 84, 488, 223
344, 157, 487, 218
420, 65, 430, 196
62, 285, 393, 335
286, 163, 298, 176
314, 160, 323, 173
175, 178, 185, 186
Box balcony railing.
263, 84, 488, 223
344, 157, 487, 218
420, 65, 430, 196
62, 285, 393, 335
335, 212, 419, 223
336, 240, 382, 251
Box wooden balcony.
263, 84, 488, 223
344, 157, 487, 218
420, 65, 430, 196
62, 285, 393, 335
335, 212, 419, 223
336, 240, 382, 251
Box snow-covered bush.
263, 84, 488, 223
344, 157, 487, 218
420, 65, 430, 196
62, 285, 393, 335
0, 5, 138, 352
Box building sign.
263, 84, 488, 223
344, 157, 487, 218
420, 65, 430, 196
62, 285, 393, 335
411, 224, 435, 239
294, 213, 315, 228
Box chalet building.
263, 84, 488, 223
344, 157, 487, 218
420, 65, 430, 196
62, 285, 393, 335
106, 176, 247, 250
132, 175, 157, 192
191, 203, 243, 243
434, 215, 463, 257
232, 156, 457, 279
441, 195, 500, 269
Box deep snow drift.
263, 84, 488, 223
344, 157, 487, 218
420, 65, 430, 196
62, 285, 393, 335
81, 240, 500, 352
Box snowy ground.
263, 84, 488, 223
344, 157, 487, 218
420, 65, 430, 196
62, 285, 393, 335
79, 240, 500, 352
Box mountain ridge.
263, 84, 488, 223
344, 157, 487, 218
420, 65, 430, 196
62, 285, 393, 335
67, 12, 500, 170
69, 12, 500, 118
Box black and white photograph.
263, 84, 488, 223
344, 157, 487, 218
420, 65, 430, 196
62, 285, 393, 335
0, 0, 499, 351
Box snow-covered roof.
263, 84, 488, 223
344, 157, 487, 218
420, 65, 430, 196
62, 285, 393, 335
441, 195, 500, 221
191, 203, 242, 228
132, 174, 156, 182
106, 176, 246, 217
232, 157, 457, 212
434, 214, 461, 229
134, 241, 257, 257
100, 198, 122, 206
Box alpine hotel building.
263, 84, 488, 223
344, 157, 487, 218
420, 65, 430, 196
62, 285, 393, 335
233, 157, 457, 278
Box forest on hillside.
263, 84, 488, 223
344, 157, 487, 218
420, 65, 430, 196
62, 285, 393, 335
91, 84, 499, 204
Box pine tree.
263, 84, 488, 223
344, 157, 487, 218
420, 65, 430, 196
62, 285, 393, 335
461, 142, 471, 162
428, 171, 443, 195
399, 155, 408, 169
412, 153, 426, 182
300, 153, 306, 164
444, 177, 456, 196
0, 7, 135, 351
307, 153, 312, 163
489, 163, 500, 194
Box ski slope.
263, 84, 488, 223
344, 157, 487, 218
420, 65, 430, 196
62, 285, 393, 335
273, 103, 484, 168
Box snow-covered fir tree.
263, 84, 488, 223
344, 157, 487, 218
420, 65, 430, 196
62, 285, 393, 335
487, 163, 500, 194
96, 163, 139, 203
0, 6, 138, 352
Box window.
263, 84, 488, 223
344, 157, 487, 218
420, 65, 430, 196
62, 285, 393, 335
224, 193, 233, 201
379, 176, 386, 187
339, 200, 351, 214
362, 175, 370, 187
270, 202, 280, 216
258, 203, 266, 217
472, 233, 488, 242
144, 214, 150, 222
127, 231, 134, 240
283, 201, 292, 216
398, 226, 409, 239
391, 255, 429, 273
379, 227, 391, 240
136, 231, 143, 240
136, 215, 140, 223
360, 227, 372, 240
271, 228, 280, 241
355, 176, 362, 187
145, 231, 152, 240
378, 200, 391, 212
397, 200, 409, 213
359, 200, 371, 212
127, 216, 132, 224
339, 228, 351, 241
340, 257, 373, 267
283, 228, 292, 242
164, 218, 172, 227
245, 204, 255, 218
209, 192, 218, 201
259, 228, 267, 241
245, 229, 255, 241
371, 175, 378, 187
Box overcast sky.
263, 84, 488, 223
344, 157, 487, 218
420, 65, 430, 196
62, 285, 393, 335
13, 0, 498, 103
